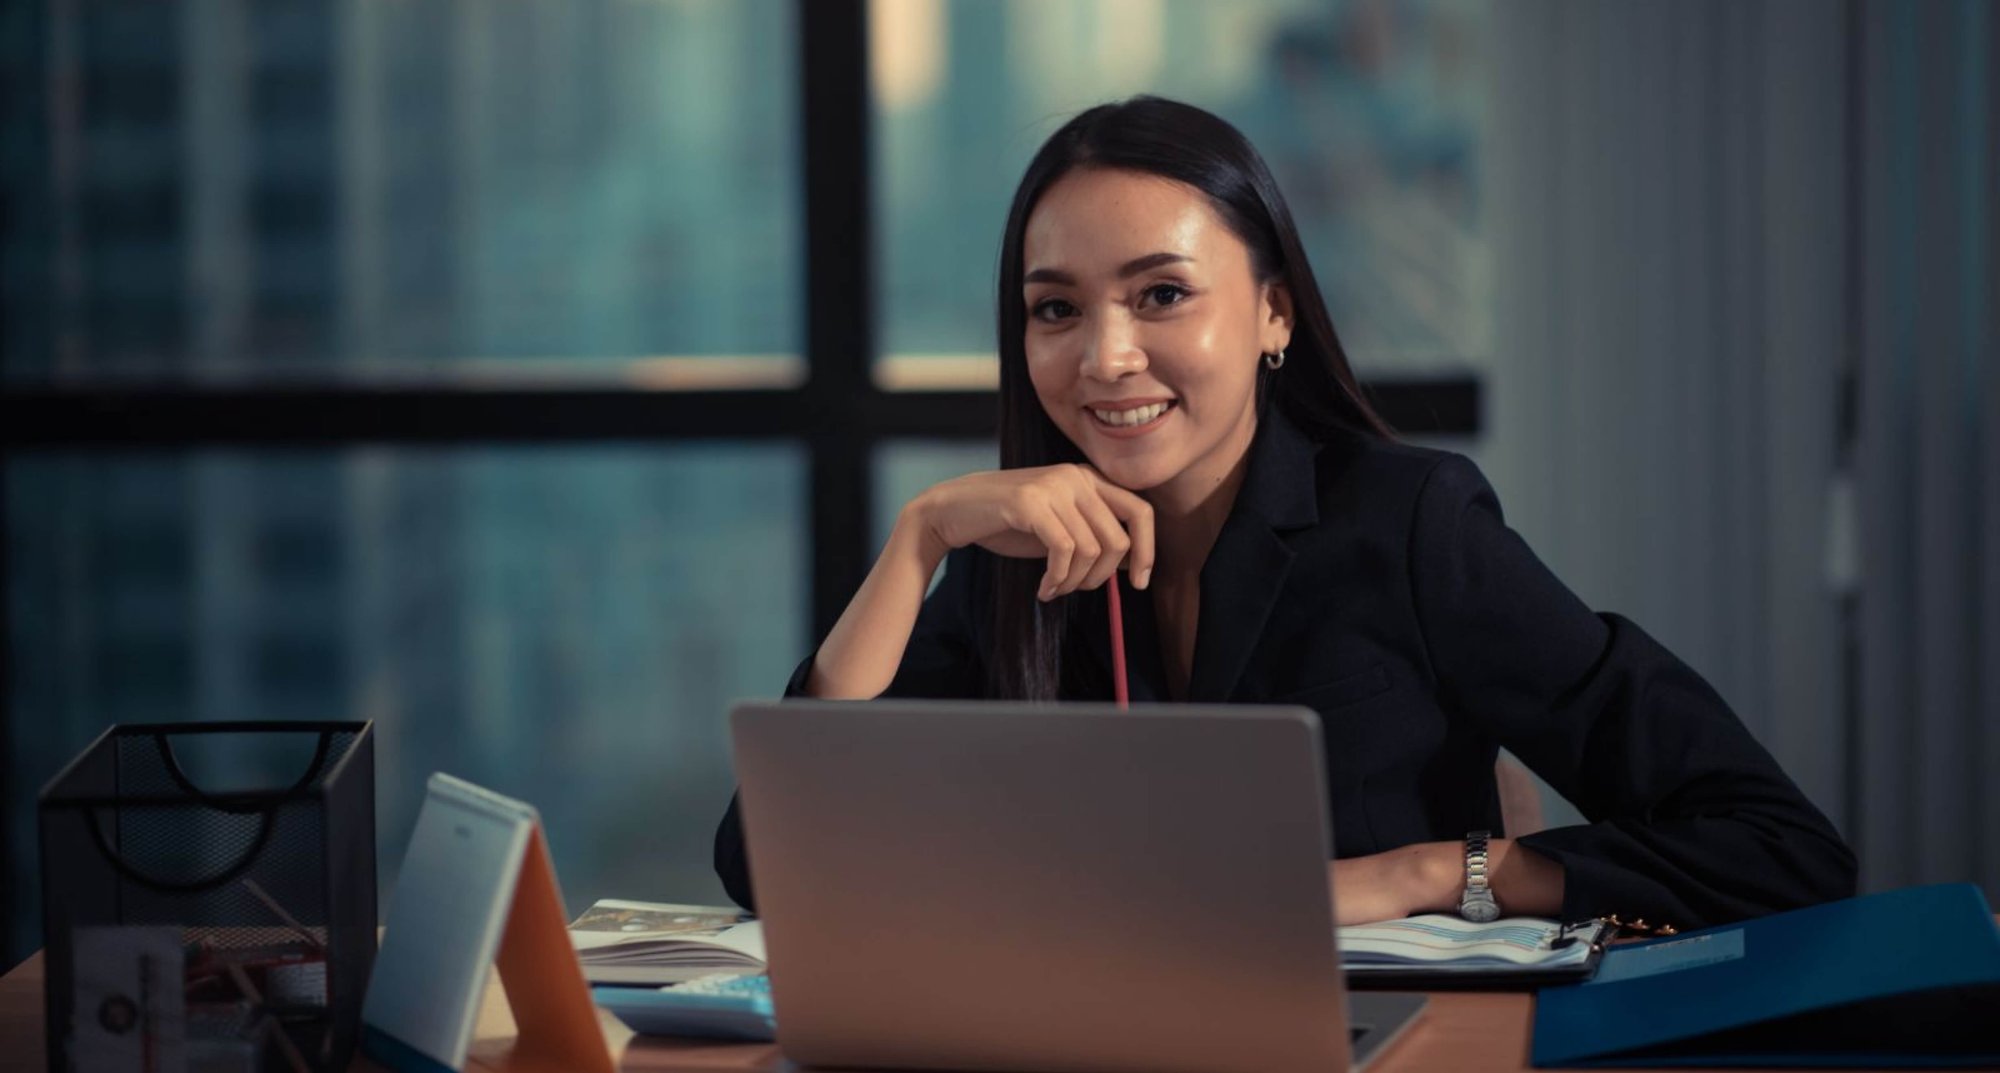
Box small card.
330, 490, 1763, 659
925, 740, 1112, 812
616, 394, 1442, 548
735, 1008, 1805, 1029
70, 926, 187, 1073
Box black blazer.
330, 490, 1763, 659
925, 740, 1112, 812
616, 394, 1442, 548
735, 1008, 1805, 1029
714, 404, 1857, 929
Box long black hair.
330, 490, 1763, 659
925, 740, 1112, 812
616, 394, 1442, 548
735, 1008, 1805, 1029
988, 95, 1397, 702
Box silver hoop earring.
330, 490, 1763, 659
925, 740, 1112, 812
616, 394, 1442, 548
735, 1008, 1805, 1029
1263, 349, 1286, 370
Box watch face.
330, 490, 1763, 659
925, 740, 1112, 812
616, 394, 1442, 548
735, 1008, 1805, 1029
1461, 897, 1501, 923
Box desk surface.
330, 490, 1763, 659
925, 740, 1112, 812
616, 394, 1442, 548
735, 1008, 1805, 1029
0, 948, 1962, 1073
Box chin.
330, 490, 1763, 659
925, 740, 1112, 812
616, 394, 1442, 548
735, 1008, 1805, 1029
1085, 450, 1178, 492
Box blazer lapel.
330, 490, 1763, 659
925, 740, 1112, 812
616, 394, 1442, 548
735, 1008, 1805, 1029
1185, 404, 1323, 703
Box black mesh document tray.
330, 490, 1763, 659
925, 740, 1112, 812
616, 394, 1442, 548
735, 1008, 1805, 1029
38, 721, 375, 1073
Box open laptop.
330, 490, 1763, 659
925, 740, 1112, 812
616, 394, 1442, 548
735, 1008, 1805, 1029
730, 699, 1426, 1073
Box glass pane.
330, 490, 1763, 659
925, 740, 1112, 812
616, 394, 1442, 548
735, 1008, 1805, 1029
6, 446, 805, 959
2, 0, 798, 382
873, 440, 1000, 553
872, 0, 1487, 381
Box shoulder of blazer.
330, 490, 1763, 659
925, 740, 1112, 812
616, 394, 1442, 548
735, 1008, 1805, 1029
1308, 423, 1472, 527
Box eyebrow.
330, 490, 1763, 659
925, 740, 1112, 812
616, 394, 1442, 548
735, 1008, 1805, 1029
1024, 252, 1194, 286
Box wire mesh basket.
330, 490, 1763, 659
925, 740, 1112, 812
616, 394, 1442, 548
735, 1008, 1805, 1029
38, 721, 375, 1073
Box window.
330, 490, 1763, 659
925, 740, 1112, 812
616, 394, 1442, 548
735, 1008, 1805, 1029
1, 0, 1479, 966
872, 0, 1489, 388
7, 446, 805, 923
6, 0, 801, 385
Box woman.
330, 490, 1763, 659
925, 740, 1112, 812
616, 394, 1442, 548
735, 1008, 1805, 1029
715, 96, 1855, 929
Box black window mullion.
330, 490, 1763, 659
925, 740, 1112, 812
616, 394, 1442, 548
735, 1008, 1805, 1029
801, 0, 877, 642
0, 380, 1479, 447
0, 388, 1001, 446
0, 467, 11, 966
0, 0, 54, 969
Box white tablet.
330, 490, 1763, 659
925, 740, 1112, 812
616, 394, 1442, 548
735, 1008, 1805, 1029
361, 773, 536, 1072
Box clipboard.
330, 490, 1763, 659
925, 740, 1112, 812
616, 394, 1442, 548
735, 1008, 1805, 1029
360, 773, 616, 1073
1345, 957, 1606, 991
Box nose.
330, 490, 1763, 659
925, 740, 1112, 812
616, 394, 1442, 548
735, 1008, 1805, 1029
1081, 312, 1146, 382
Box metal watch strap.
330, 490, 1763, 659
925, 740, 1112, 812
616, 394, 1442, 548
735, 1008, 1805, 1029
1465, 830, 1491, 895
1459, 829, 1499, 921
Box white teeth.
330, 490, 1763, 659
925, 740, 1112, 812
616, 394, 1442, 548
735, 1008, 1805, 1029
1091, 402, 1170, 427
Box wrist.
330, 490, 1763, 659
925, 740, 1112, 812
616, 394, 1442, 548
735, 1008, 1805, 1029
1487, 837, 1566, 918
1401, 841, 1467, 916
891, 498, 951, 575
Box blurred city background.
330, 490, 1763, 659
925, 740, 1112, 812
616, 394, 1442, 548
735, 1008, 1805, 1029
3, 0, 1994, 969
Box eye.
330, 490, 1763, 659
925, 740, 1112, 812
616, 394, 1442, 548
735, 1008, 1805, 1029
1140, 282, 1191, 308
1031, 297, 1078, 322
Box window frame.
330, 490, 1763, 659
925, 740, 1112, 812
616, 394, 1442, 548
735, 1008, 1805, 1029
0, 0, 1479, 965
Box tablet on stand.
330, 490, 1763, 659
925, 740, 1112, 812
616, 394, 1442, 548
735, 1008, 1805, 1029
361, 773, 616, 1073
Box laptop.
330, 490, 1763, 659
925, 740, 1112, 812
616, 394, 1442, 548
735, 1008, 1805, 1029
730, 699, 1426, 1073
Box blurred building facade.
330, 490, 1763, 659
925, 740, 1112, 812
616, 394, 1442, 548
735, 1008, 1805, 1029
4, 0, 1994, 971
3, 0, 807, 963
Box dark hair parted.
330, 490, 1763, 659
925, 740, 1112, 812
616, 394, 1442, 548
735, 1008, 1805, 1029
987, 95, 1398, 702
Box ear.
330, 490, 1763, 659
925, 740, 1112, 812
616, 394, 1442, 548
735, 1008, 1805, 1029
1259, 279, 1295, 356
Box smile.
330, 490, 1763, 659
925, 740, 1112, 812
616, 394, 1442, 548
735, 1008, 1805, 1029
1088, 400, 1176, 429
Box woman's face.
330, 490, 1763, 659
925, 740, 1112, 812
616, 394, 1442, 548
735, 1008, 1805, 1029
1021, 167, 1292, 498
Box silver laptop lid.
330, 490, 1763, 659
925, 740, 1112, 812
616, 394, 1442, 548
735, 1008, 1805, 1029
730, 700, 1354, 1073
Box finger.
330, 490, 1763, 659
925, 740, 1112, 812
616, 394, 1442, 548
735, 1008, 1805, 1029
1051, 498, 1102, 596
1089, 477, 1156, 588
1028, 504, 1075, 601
1074, 491, 1133, 592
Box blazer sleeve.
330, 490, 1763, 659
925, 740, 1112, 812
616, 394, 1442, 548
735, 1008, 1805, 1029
713, 545, 991, 911
1407, 455, 1857, 930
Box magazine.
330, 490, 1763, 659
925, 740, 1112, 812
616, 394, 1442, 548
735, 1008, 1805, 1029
567, 899, 765, 986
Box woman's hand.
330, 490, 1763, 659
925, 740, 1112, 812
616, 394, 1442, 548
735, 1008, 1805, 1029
803, 463, 1152, 700
1329, 843, 1453, 926
908, 463, 1156, 598
1328, 839, 1565, 926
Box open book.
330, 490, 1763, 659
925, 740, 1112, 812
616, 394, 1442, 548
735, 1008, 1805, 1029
1338, 914, 1613, 988
568, 899, 766, 986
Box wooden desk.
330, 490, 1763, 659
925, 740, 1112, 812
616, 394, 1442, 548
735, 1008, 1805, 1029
0, 949, 1959, 1073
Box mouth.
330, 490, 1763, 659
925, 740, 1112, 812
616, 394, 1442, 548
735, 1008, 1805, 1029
1086, 399, 1177, 430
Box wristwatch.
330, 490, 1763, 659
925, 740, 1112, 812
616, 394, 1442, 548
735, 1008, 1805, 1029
1458, 829, 1500, 922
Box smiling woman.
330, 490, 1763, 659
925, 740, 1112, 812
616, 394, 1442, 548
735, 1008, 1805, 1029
714, 97, 1855, 934
987, 97, 1395, 701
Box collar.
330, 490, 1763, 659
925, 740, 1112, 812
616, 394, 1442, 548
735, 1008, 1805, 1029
1228, 399, 1324, 532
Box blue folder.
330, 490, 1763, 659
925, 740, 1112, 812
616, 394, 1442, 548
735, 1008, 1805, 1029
1532, 883, 2000, 1068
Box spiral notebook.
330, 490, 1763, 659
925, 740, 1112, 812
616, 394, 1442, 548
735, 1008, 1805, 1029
1341, 914, 1614, 990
